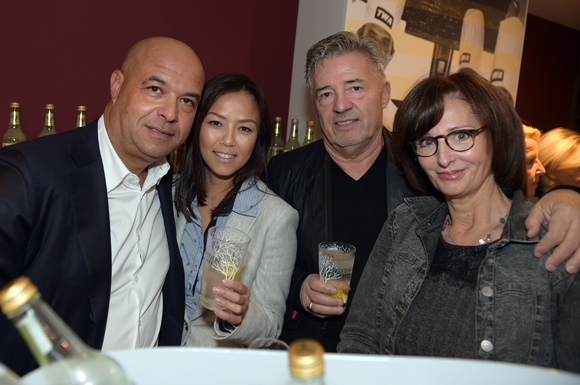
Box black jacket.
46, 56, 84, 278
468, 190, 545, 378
266, 129, 416, 351
0, 120, 185, 375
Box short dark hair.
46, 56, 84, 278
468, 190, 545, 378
175, 72, 272, 221
392, 68, 526, 195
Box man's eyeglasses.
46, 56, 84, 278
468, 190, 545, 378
410, 126, 487, 157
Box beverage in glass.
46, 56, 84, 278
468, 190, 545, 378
318, 242, 356, 308
200, 226, 250, 310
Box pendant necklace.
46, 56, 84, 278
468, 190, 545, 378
444, 208, 510, 246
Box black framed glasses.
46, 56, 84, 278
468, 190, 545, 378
410, 125, 487, 157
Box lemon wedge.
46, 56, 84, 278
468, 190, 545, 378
331, 289, 348, 304
219, 261, 240, 278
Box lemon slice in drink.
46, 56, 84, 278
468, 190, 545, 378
332, 290, 348, 304
219, 261, 240, 278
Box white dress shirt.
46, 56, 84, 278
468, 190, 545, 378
97, 116, 171, 350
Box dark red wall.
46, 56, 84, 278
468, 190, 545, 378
2, 3, 577, 139
516, 14, 580, 132
0, 1, 299, 139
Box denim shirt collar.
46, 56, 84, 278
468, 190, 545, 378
403, 190, 532, 243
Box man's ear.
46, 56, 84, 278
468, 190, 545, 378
110, 70, 124, 103
381, 80, 391, 110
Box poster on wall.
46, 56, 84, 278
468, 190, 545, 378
346, 0, 529, 129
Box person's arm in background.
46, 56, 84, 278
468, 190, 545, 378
526, 186, 580, 274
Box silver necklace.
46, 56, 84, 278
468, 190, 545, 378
444, 208, 510, 246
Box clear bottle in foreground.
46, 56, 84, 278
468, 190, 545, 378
39, 104, 57, 137
0, 276, 131, 385
284, 118, 301, 152
269, 116, 285, 161
303, 120, 315, 146
0, 362, 21, 384
3, 102, 26, 147
76, 106, 87, 128
289, 339, 325, 384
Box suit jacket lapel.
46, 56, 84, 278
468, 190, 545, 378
383, 128, 417, 213
310, 146, 333, 245
157, 171, 185, 345
68, 123, 111, 348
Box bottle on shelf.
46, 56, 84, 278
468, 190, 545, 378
288, 339, 325, 384
0, 362, 21, 385
303, 120, 315, 146
2, 102, 26, 147
268, 117, 285, 161
39, 104, 57, 137
76, 106, 87, 128
169, 142, 187, 174
284, 118, 301, 152
0, 276, 131, 384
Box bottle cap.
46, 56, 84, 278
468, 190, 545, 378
0, 277, 38, 315
307, 121, 314, 126
45, 104, 54, 110
10, 102, 20, 108
291, 119, 298, 124
289, 339, 324, 379
77, 106, 86, 111
275, 117, 281, 122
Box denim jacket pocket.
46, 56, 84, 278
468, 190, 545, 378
493, 288, 537, 363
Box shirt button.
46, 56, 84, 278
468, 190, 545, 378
481, 340, 493, 352
481, 287, 493, 297
134, 276, 139, 283
139, 320, 142, 327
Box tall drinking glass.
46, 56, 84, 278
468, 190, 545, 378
318, 242, 356, 308
200, 226, 251, 311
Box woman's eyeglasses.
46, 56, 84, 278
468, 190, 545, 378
410, 125, 487, 157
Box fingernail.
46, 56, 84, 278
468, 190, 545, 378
567, 265, 578, 274
215, 297, 223, 304
337, 307, 344, 315
213, 287, 221, 295
546, 264, 556, 272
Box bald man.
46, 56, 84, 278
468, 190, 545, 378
0, 37, 205, 375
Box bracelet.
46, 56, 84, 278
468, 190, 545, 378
219, 319, 238, 333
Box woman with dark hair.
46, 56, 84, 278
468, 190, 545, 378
174, 73, 298, 347
338, 69, 579, 372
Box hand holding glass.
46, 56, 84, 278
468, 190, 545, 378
318, 242, 356, 308
200, 226, 250, 311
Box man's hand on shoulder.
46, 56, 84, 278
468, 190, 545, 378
526, 188, 580, 274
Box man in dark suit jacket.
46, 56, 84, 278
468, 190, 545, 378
0, 37, 205, 375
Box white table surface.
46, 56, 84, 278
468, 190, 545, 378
22, 347, 580, 385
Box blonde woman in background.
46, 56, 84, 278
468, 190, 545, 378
539, 128, 580, 191
522, 125, 546, 201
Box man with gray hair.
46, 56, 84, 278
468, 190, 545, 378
268, 31, 580, 352
268, 31, 415, 351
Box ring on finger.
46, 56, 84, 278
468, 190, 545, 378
308, 300, 314, 311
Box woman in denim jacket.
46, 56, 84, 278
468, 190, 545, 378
338, 69, 579, 373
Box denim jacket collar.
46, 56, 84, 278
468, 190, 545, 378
403, 190, 534, 245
